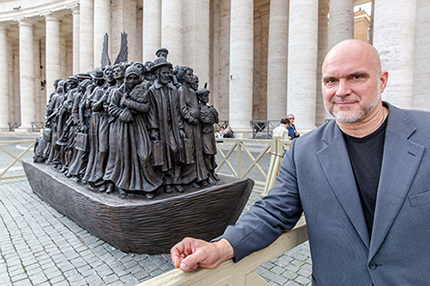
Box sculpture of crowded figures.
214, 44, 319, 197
34, 48, 220, 200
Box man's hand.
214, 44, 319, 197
170, 238, 235, 272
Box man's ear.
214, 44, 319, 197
379, 71, 389, 93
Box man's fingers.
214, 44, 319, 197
180, 254, 201, 272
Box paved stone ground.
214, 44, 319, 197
0, 133, 311, 286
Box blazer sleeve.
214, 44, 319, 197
219, 139, 303, 262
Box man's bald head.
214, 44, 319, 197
323, 39, 382, 75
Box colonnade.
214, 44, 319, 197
0, 0, 429, 135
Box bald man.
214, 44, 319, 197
171, 40, 430, 284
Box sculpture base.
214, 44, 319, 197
23, 160, 254, 254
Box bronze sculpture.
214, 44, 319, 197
36, 47, 226, 200
177, 66, 208, 188
26, 42, 255, 255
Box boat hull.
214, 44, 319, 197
23, 160, 254, 254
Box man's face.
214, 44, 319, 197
321, 41, 387, 123
159, 51, 168, 59
113, 67, 124, 80
126, 74, 140, 90
288, 115, 294, 124
158, 66, 170, 85
104, 68, 114, 82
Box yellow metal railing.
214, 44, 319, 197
136, 217, 308, 286
215, 138, 290, 188
0, 140, 36, 180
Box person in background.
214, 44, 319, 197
224, 126, 234, 138
272, 117, 290, 140
287, 114, 300, 138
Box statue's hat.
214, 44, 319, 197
90, 68, 104, 80
150, 57, 172, 72
155, 47, 169, 57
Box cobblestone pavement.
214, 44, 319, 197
1, 133, 311, 286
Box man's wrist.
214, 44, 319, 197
214, 238, 235, 262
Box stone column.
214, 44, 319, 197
45, 14, 62, 102
229, 0, 253, 137
412, 0, 430, 111
182, 0, 210, 87
13, 49, 20, 123
34, 38, 42, 122
136, 8, 143, 62
327, 0, 354, 50
94, 0, 111, 68
373, 0, 417, 108
143, 0, 161, 60
60, 33, 67, 78
72, 6, 80, 74
18, 19, 37, 131
0, 25, 9, 131
7, 38, 14, 125
111, 0, 137, 62
79, 0, 94, 72
162, 0, 183, 65
287, 0, 319, 132
317, 0, 329, 125
266, 0, 289, 120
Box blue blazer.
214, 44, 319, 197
222, 102, 430, 285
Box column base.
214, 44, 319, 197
15, 126, 34, 133
0, 128, 11, 132
228, 127, 254, 139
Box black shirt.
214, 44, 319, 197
342, 117, 388, 235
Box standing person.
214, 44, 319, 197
147, 57, 186, 194
287, 114, 300, 138
170, 39, 430, 285
272, 118, 290, 140
177, 66, 208, 188
104, 66, 163, 199
197, 87, 220, 185
82, 68, 105, 190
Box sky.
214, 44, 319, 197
354, 2, 372, 15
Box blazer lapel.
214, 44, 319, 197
369, 105, 425, 258
317, 122, 370, 248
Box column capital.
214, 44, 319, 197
43, 13, 62, 22
70, 4, 80, 14
17, 18, 38, 27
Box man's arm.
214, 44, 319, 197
171, 139, 303, 271
170, 238, 235, 272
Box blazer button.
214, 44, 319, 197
368, 261, 377, 270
